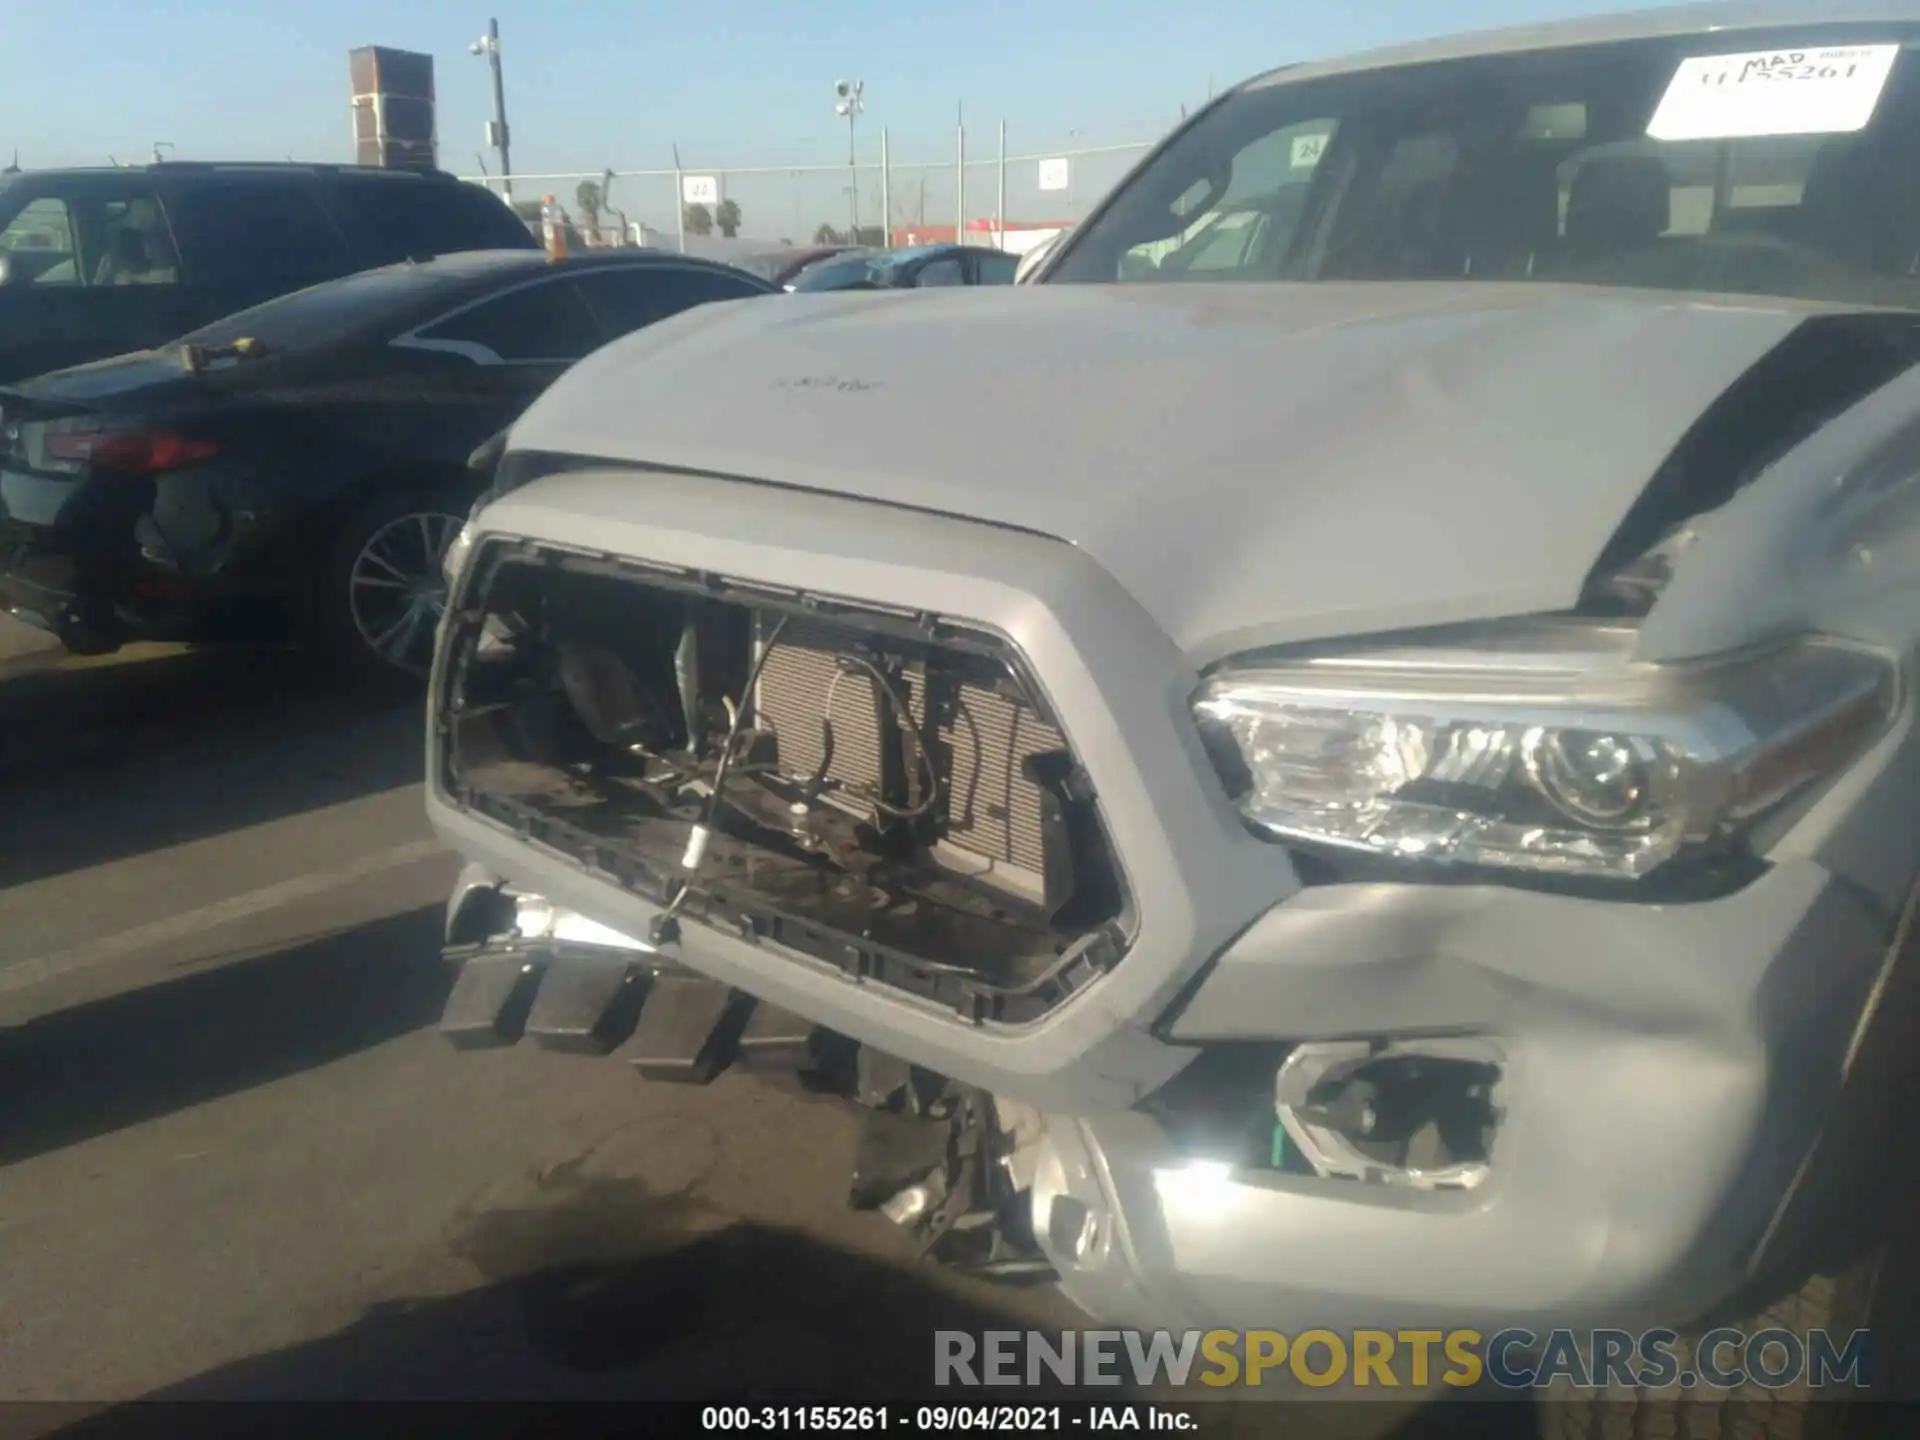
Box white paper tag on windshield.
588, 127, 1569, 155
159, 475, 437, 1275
1647, 45, 1900, 140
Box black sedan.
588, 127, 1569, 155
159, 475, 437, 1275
789, 243, 1018, 292
0, 249, 774, 676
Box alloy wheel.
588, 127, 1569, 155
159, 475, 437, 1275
346, 510, 463, 673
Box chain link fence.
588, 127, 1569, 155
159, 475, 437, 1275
463, 134, 1154, 254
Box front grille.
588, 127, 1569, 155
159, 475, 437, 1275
754, 617, 1065, 885
440, 541, 1133, 1022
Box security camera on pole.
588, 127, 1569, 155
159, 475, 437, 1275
470, 19, 512, 200
834, 79, 864, 244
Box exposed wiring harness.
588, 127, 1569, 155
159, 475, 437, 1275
651, 614, 790, 943
649, 623, 944, 946
802, 653, 941, 824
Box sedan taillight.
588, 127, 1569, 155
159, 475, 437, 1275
44, 428, 219, 473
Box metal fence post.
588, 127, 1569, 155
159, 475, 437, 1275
671, 143, 687, 254
996, 120, 1007, 250
955, 106, 966, 246
880, 128, 891, 248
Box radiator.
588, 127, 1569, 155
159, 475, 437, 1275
752, 618, 1063, 890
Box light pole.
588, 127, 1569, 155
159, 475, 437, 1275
834, 79, 864, 242
470, 19, 512, 200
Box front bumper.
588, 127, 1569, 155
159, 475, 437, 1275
428, 465, 1919, 1335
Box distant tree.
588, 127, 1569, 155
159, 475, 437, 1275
853, 225, 887, 248
714, 197, 742, 239
813, 223, 845, 245
574, 180, 603, 239
684, 202, 714, 236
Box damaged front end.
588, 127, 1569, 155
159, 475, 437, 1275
439, 871, 1063, 1279
436, 541, 1132, 1024
428, 538, 1151, 1279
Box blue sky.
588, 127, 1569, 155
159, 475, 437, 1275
2, 0, 1667, 237
4, 0, 1673, 172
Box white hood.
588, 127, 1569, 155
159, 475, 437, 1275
508, 281, 1837, 659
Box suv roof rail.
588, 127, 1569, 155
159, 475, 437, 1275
146, 161, 460, 182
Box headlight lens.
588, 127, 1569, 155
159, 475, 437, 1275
1193, 620, 1896, 881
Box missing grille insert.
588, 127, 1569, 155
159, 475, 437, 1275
435, 543, 1132, 1022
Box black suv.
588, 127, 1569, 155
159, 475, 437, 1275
0, 162, 537, 383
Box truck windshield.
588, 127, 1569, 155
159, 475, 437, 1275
1048, 27, 1920, 309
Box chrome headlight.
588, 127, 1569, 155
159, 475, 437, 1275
1193, 620, 1896, 881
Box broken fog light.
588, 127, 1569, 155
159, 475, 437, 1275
1275, 1039, 1503, 1191
1193, 621, 1896, 882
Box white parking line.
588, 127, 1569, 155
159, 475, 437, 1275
0, 838, 447, 997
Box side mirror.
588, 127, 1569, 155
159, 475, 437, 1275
0, 254, 14, 286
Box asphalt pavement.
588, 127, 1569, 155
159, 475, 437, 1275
0, 616, 1898, 1440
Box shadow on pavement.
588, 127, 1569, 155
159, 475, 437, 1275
38, 1200, 1537, 1437
0, 646, 421, 889
0, 904, 450, 1164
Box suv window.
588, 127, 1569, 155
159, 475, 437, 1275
0, 197, 80, 285
166, 180, 352, 289
413, 277, 605, 363
0, 187, 179, 288
329, 178, 535, 265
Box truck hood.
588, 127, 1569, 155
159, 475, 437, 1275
508, 282, 1839, 663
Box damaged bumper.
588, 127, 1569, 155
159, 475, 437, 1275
440, 847, 1912, 1335
425, 468, 1919, 1337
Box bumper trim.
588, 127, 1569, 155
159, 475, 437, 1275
439, 934, 818, 1086
439, 947, 543, 1049
621, 971, 751, 1083
523, 951, 648, 1055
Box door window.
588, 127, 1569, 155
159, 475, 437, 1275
570, 267, 669, 333
972, 251, 1020, 284
165, 181, 353, 290
91, 195, 182, 286
0, 197, 80, 285
0, 188, 181, 288
412, 277, 606, 363
329, 178, 535, 264
651, 264, 768, 315
573, 263, 767, 336
914, 256, 966, 287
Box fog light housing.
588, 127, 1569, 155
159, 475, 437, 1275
511, 892, 654, 952
1275, 1038, 1504, 1190
1030, 1136, 1112, 1273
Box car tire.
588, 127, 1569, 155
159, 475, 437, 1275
1533, 1250, 1883, 1440
306, 487, 468, 684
